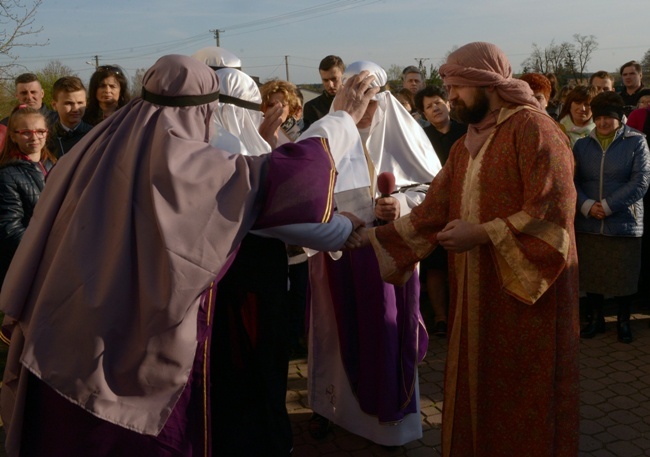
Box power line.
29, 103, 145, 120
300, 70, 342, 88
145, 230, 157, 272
11, 0, 381, 66
221, 0, 383, 39
222, 0, 372, 31
9, 33, 211, 64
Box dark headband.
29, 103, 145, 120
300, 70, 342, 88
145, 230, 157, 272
218, 93, 261, 111
209, 65, 242, 71
141, 87, 220, 107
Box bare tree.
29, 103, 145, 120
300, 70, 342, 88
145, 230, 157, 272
0, 78, 15, 117
522, 40, 571, 75
521, 43, 547, 74
386, 64, 402, 91
522, 39, 589, 86
386, 64, 402, 81
0, 0, 48, 79
567, 34, 598, 83
35, 60, 76, 108
130, 67, 147, 98
427, 64, 443, 87
642, 48, 650, 83
549, 42, 573, 76
563, 50, 577, 82
38, 59, 75, 80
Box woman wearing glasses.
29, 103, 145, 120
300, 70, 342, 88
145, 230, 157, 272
83, 65, 130, 126
0, 106, 56, 289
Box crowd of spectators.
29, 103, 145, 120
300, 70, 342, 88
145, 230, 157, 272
0, 48, 648, 456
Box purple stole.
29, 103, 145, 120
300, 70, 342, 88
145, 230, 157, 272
324, 245, 427, 422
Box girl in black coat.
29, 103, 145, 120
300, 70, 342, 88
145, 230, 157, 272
0, 106, 57, 288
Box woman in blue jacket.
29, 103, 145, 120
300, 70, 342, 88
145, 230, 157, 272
574, 91, 650, 343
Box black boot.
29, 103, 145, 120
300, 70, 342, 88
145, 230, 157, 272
617, 299, 633, 344
580, 294, 605, 338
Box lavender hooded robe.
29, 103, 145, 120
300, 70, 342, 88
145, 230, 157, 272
0, 54, 338, 456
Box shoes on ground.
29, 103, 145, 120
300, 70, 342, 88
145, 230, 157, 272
617, 322, 633, 344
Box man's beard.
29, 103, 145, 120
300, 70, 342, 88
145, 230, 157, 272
450, 89, 490, 124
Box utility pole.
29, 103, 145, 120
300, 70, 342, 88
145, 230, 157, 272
210, 29, 224, 46
285, 55, 290, 81
86, 56, 99, 69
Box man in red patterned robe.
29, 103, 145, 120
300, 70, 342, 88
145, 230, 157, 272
361, 42, 580, 457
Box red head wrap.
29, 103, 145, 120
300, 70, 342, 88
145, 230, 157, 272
440, 42, 541, 110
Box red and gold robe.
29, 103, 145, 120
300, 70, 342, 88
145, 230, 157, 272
369, 106, 580, 457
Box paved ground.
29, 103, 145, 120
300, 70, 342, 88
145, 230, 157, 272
0, 304, 648, 456
287, 303, 650, 457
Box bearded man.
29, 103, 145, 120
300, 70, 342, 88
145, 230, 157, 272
359, 42, 580, 457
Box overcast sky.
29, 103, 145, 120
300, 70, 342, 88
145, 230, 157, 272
5, 0, 648, 86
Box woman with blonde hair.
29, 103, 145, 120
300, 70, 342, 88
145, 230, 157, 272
260, 79, 303, 145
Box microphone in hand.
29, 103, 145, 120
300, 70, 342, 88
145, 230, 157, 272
375, 172, 396, 225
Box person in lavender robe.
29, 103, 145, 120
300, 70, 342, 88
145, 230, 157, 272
0, 54, 377, 457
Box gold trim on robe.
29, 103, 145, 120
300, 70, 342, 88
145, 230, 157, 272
484, 213, 571, 304
320, 137, 336, 223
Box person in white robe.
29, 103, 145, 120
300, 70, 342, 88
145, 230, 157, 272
307, 61, 442, 446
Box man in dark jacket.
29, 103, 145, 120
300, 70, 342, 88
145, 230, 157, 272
619, 60, 645, 115
49, 76, 93, 158
302, 55, 345, 131
0, 73, 58, 127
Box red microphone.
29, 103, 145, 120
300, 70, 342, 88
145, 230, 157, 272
377, 171, 396, 198
376, 172, 396, 225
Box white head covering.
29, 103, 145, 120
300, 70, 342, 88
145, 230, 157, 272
342, 61, 441, 191
343, 60, 387, 98
210, 67, 271, 156
192, 46, 242, 70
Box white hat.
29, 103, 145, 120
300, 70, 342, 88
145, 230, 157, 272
192, 46, 242, 70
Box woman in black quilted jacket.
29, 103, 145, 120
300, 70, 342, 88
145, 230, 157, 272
0, 106, 57, 288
